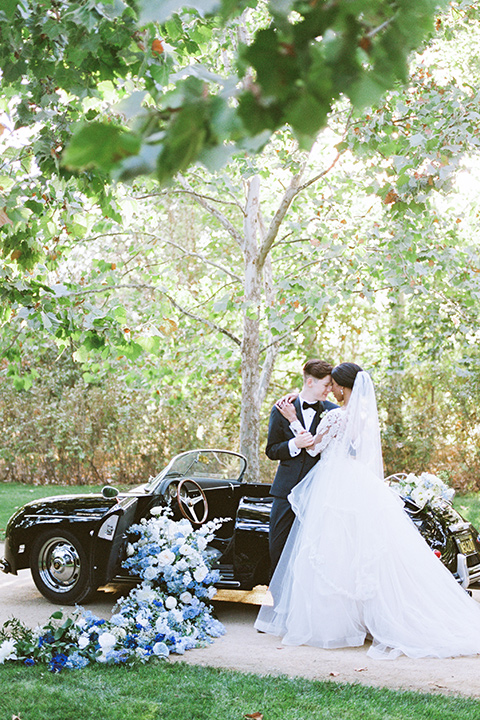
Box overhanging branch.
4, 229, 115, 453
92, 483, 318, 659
71, 283, 242, 346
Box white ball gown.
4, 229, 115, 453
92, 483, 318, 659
255, 372, 480, 659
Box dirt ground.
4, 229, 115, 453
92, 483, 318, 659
2, 551, 480, 699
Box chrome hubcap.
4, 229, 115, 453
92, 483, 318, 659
38, 538, 81, 593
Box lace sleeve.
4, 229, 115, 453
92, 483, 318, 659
307, 410, 344, 456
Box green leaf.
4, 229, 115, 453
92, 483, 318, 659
285, 92, 328, 136
138, 0, 219, 25
63, 123, 141, 172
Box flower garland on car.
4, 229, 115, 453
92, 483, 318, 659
0, 508, 226, 671
388, 472, 455, 508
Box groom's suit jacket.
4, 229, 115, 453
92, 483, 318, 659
266, 396, 338, 499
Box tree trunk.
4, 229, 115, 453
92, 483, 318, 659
239, 176, 262, 482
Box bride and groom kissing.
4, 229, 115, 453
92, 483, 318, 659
255, 358, 480, 659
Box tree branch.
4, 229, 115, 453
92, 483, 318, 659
71, 284, 242, 345
260, 314, 311, 354
137, 231, 242, 282
163, 291, 242, 345
177, 176, 245, 248
257, 164, 308, 270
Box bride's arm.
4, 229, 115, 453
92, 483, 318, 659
307, 412, 341, 456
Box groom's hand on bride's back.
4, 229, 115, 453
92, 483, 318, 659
276, 398, 297, 422
276, 391, 298, 408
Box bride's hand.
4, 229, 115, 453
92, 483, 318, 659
275, 398, 297, 423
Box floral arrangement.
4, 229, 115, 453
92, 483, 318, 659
389, 471, 455, 508
0, 508, 226, 671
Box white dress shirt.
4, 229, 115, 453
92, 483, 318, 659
288, 395, 318, 457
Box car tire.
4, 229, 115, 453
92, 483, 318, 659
30, 530, 95, 605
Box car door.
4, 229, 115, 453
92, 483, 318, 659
91, 495, 139, 587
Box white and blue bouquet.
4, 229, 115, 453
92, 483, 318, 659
0, 508, 226, 671
389, 471, 455, 508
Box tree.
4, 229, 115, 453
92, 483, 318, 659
2, 0, 480, 484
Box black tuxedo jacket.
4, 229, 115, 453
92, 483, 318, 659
266, 396, 338, 499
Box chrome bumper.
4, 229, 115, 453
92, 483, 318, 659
457, 553, 469, 588
0, 557, 11, 574
455, 552, 480, 589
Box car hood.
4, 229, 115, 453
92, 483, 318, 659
10, 494, 119, 521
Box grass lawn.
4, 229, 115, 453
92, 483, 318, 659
0, 483, 109, 540
1, 660, 480, 720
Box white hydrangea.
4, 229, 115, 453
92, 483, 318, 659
0, 639, 17, 664
78, 633, 90, 649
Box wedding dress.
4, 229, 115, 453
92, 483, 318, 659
255, 372, 480, 659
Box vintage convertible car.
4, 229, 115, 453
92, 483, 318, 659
2, 450, 480, 604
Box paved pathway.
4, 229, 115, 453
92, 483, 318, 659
1, 545, 480, 698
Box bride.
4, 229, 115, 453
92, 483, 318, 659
255, 363, 480, 658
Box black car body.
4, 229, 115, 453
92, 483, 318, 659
2, 450, 480, 604
385, 473, 480, 589
1, 450, 272, 604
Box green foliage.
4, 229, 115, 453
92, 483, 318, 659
1, 1, 480, 484
0, 345, 242, 486
0, 0, 450, 188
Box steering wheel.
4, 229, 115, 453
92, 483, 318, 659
176, 478, 209, 525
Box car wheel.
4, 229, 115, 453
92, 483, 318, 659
30, 530, 94, 605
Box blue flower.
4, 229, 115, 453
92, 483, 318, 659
49, 653, 68, 673
65, 652, 89, 670
38, 632, 55, 647
24, 658, 35, 666
110, 649, 130, 664
124, 634, 138, 648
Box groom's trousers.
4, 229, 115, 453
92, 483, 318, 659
269, 496, 295, 577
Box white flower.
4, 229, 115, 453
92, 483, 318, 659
176, 559, 188, 572
193, 565, 208, 583
157, 549, 176, 567
126, 543, 135, 557
153, 641, 169, 657
78, 634, 90, 649
112, 627, 126, 640
0, 639, 17, 664
179, 544, 192, 556
165, 596, 177, 609
150, 506, 164, 516
197, 536, 207, 551
180, 591, 193, 604
171, 609, 183, 623
144, 566, 158, 581
136, 586, 156, 603
207, 586, 217, 599
98, 632, 117, 651
135, 615, 149, 628
155, 617, 168, 633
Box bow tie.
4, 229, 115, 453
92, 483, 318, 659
302, 401, 320, 411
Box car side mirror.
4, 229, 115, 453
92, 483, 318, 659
102, 485, 119, 499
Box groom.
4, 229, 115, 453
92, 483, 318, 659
266, 359, 337, 574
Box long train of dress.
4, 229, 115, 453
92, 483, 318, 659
255, 449, 480, 659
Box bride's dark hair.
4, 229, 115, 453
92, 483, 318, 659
331, 362, 363, 389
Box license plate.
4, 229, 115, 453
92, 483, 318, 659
459, 536, 476, 555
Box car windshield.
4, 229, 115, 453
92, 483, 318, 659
145, 450, 247, 492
